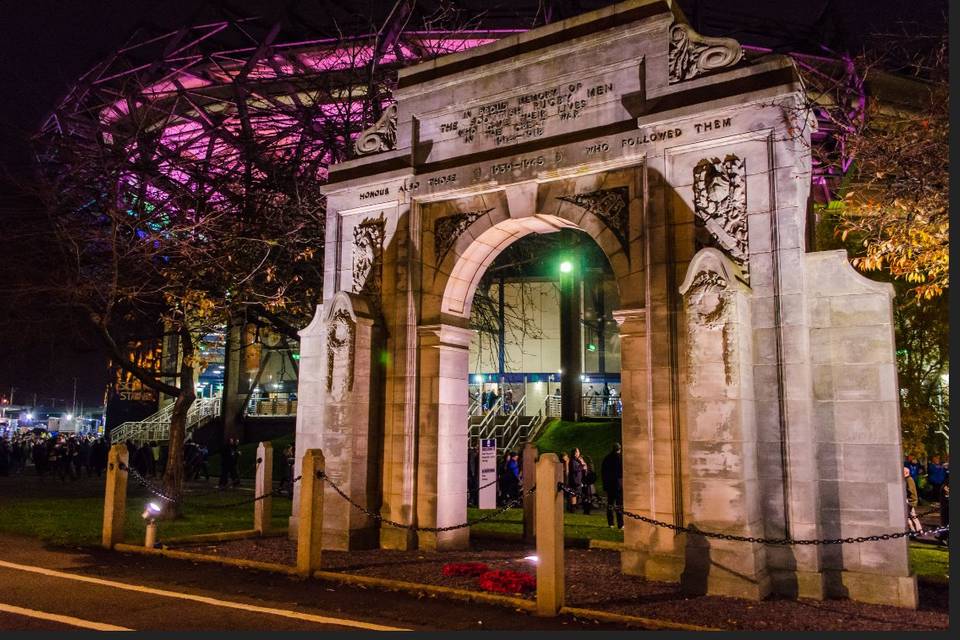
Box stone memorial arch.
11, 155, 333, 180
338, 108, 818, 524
292, 0, 915, 608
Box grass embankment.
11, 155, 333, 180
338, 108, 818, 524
470, 418, 625, 542
0, 432, 297, 546
0, 489, 292, 546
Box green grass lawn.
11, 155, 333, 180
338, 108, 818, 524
533, 418, 621, 493
0, 483, 291, 547
910, 542, 949, 584
468, 507, 625, 543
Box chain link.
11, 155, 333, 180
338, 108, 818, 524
559, 485, 949, 545
319, 471, 533, 532
203, 476, 302, 509
119, 462, 179, 504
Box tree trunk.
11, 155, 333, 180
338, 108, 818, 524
163, 327, 195, 516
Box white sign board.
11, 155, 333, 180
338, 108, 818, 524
479, 438, 497, 509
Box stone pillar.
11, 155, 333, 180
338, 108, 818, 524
297, 449, 325, 576
536, 453, 564, 616
415, 324, 473, 550
102, 444, 129, 549
289, 304, 324, 538
522, 443, 538, 542
679, 249, 769, 599
254, 441, 273, 535
321, 293, 383, 549
614, 306, 682, 578
805, 250, 917, 608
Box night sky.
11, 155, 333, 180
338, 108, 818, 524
0, 0, 945, 410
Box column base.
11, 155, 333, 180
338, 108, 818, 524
824, 570, 918, 609
770, 569, 826, 600
288, 515, 298, 539
380, 527, 417, 550
418, 528, 470, 551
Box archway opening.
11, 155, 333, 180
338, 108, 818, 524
462, 228, 622, 510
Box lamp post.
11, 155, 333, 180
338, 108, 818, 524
558, 232, 583, 422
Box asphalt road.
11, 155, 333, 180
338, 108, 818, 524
0, 533, 618, 631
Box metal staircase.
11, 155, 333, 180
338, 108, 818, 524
110, 397, 221, 445
468, 395, 548, 452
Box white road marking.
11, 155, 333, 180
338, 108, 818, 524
0, 601, 132, 631
0, 559, 408, 631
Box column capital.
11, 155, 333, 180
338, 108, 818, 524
417, 323, 475, 349
612, 307, 647, 335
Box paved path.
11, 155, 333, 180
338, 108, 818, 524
0, 533, 612, 631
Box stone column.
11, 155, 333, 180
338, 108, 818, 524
254, 441, 273, 535
614, 306, 682, 578
679, 248, 769, 599
289, 304, 324, 538
415, 324, 473, 550
102, 444, 129, 549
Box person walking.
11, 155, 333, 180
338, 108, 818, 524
219, 437, 241, 488
904, 466, 922, 533
568, 448, 585, 513
927, 454, 946, 501
601, 443, 624, 529
937, 475, 949, 546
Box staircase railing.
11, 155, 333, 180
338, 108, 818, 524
499, 395, 527, 452
110, 397, 221, 445
471, 397, 503, 442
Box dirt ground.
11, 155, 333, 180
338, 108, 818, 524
173, 536, 949, 631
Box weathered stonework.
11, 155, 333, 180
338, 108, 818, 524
668, 23, 743, 83
354, 104, 398, 156
352, 213, 386, 299
297, 0, 915, 609
557, 187, 631, 256
693, 155, 748, 271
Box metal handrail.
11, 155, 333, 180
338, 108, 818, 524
468, 399, 481, 416
110, 397, 220, 445
499, 395, 527, 452
473, 397, 503, 441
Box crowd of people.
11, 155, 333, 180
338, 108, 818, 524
0, 432, 110, 480
903, 452, 949, 545
467, 441, 625, 529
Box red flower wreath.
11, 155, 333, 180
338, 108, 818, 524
477, 569, 536, 594
442, 562, 490, 577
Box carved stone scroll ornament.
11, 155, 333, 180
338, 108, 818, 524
668, 23, 743, 83
693, 155, 748, 269
353, 104, 398, 157
352, 213, 387, 298
557, 187, 630, 256
433, 208, 494, 265
326, 308, 356, 395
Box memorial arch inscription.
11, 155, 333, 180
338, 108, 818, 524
293, 0, 916, 608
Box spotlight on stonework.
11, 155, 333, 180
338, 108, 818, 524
142, 502, 162, 520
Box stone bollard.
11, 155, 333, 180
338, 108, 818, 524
102, 444, 129, 549
254, 442, 273, 535
296, 449, 325, 577
522, 443, 538, 542
535, 453, 564, 616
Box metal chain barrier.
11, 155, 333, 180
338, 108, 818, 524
119, 461, 300, 509
202, 475, 302, 510
319, 470, 533, 533
560, 485, 949, 545
119, 462, 179, 504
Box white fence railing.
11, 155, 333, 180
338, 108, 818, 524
110, 397, 220, 445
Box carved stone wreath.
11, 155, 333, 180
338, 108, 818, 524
433, 208, 494, 265
557, 187, 630, 256
326, 309, 356, 394
354, 104, 398, 157
693, 155, 748, 270
353, 213, 387, 298
686, 271, 728, 327
668, 23, 743, 83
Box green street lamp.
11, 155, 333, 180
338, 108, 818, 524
559, 260, 573, 274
